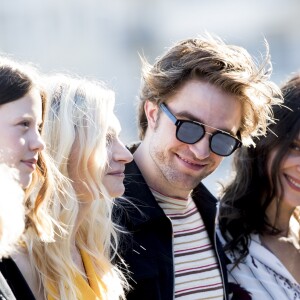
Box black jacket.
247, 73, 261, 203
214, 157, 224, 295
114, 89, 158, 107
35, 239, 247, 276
0, 258, 35, 300
115, 158, 229, 300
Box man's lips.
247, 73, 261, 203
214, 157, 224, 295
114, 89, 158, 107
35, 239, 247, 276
176, 154, 206, 171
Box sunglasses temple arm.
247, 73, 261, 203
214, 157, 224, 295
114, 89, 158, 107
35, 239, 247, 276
160, 103, 177, 124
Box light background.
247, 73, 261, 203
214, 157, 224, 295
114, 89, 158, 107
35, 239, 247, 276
1, 0, 299, 195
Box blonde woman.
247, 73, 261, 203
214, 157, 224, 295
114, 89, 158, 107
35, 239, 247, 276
0, 57, 58, 299
22, 74, 132, 300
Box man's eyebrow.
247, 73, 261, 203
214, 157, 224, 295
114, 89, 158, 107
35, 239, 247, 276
174, 110, 236, 136
175, 110, 202, 122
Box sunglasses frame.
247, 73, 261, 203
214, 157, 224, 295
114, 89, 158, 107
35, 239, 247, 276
159, 103, 242, 157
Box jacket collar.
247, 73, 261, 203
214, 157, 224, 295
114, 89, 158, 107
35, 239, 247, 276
124, 157, 218, 232
124, 159, 166, 228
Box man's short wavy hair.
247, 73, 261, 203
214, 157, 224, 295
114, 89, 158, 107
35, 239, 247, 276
138, 34, 282, 146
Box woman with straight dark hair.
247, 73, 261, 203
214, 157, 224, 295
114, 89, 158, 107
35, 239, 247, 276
219, 73, 300, 299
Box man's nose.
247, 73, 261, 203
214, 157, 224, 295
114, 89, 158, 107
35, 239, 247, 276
188, 133, 211, 159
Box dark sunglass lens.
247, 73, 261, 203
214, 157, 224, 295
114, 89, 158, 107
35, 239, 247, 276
177, 121, 205, 144
211, 133, 238, 156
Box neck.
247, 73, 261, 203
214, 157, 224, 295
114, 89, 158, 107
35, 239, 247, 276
265, 198, 295, 236
134, 143, 192, 199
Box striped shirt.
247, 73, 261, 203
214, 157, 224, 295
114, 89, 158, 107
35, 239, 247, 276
152, 189, 223, 299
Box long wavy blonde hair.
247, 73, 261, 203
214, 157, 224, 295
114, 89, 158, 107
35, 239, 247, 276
26, 74, 128, 299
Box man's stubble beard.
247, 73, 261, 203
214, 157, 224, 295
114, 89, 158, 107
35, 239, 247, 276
149, 143, 213, 192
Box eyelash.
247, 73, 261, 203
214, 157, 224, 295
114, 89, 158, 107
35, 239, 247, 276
106, 134, 113, 144
20, 121, 30, 128
106, 133, 119, 145
290, 142, 300, 152
19, 121, 43, 132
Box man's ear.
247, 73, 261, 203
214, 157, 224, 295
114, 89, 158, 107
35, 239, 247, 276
144, 100, 159, 130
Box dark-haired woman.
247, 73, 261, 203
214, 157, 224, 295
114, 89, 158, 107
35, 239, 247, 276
219, 73, 300, 299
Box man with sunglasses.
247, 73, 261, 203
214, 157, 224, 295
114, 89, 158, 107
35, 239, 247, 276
116, 35, 282, 300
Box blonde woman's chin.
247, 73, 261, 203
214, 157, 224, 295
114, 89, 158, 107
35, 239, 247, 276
103, 171, 127, 198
